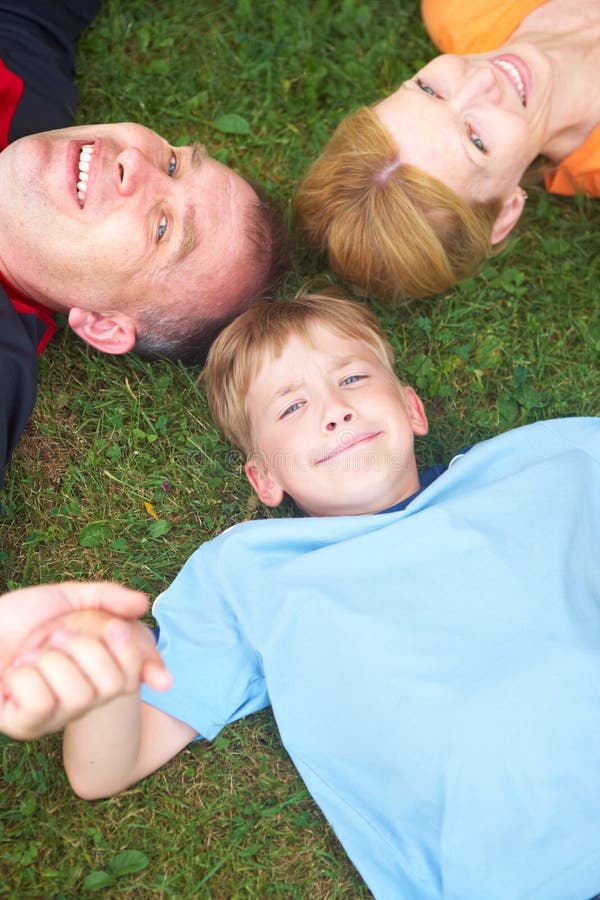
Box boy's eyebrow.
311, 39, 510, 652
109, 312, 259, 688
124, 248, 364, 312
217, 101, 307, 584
268, 356, 367, 406
269, 380, 304, 405
330, 354, 362, 369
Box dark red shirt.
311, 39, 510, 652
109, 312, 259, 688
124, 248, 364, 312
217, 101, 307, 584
0, 1, 98, 489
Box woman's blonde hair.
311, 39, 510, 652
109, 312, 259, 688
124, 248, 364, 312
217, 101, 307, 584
202, 292, 398, 456
293, 106, 502, 300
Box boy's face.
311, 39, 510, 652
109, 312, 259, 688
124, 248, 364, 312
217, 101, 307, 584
244, 322, 428, 517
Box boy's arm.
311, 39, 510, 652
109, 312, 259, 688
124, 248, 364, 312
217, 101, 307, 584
63, 695, 197, 800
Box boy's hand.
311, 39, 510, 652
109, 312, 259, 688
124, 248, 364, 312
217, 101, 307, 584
0, 581, 150, 673
0, 609, 171, 740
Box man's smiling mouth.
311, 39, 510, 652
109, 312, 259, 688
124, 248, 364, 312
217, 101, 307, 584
76, 143, 94, 207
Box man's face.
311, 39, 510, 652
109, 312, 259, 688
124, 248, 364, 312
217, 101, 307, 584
244, 323, 428, 517
0, 123, 263, 321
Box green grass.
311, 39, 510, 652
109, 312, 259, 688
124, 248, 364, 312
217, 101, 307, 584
0, 0, 598, 895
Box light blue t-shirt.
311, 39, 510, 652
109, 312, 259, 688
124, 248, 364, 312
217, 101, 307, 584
142, 418, 600, 900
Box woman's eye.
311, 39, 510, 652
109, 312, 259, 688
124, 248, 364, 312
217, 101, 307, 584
281, 401, 303, 418
157, 215, 168, 241
417, 78, 439, 98
468, 129, 486, 153
167, 153, 177, 177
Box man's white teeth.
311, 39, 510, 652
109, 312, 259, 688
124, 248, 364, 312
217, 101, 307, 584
77, 144, 94, 206
494, 60, 526, 106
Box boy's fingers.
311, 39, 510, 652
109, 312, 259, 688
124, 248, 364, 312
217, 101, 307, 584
102, 619, 170, 693
21, 649, 96, 714
44, 631, 126, 699
15, 610, 114, 664
141, 660, 173, 692
0, 582, 149, 673
0, 665, 58, 739
1, 627, 144, 740
0, 618, 169, 740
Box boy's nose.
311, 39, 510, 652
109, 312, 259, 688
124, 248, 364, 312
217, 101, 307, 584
325, 410, 355, 432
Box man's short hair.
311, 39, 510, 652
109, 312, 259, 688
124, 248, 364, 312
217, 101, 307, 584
133, 183, 289, 366
202, 292, 399, 456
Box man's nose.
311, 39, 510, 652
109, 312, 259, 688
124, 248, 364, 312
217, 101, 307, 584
452, 63, 501, 106
115, 147, 165, 197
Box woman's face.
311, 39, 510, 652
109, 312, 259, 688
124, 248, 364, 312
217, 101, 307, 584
375, 50, 550, 235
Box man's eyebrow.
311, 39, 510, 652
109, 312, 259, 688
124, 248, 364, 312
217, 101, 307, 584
190, 141, 208, 169
174, 204, 197, 265
172, 143, 207, 265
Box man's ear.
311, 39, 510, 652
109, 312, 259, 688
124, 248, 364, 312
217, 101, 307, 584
403, 386, 429, 436
245, 458, 284, 508
67, 308, 137, 355
490, 187, 526, 245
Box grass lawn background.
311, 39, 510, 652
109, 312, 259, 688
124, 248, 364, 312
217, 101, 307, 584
0, 0, 598, 895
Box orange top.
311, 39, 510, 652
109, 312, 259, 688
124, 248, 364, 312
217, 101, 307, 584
421, 0, 600, 197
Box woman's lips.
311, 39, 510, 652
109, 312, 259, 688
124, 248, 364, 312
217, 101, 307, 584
490, 54, 530, 107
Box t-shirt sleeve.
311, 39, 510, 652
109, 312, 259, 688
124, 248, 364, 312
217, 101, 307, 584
141, 539, 270, 740
0, 0, 99, 140
420, 0, 549, 54
538, 416, 600, 462
0, 289, 38, 491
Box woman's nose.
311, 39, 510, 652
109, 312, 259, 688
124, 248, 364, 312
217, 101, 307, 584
454, 63, 501, 106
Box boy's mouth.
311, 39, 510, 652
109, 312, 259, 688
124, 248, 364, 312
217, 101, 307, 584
315, 432, 382, 465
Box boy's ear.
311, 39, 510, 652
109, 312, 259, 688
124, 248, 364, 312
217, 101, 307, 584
403, 386, 429, 436
490, 186, 526, 245
245, 458, 285, 508
68, 308, 137, 355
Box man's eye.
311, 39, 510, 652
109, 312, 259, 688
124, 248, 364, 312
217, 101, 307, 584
157, 214, 168, 241
417, 78, 439, 98
167, 153, 177, 177
281, 401, 304, 418
468, 128, 486, 153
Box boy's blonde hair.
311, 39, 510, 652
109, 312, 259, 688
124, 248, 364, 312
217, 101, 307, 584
202, 293, 398, 456
293, 106, 502, 301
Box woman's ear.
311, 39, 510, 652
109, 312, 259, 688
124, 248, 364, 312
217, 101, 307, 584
490, 187, 526, 245
245, 458, 285, 507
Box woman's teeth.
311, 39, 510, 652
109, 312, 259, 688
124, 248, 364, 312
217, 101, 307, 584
77, 144, 94, 206
493, 59, 526, 106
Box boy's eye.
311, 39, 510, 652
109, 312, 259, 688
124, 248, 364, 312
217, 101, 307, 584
281, 401, 304, 418
468, 128, 486, 153
341, 374, 365, 386
157, 214, 168, 241
417, 78, 441, 98
167, 153, 177, 176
